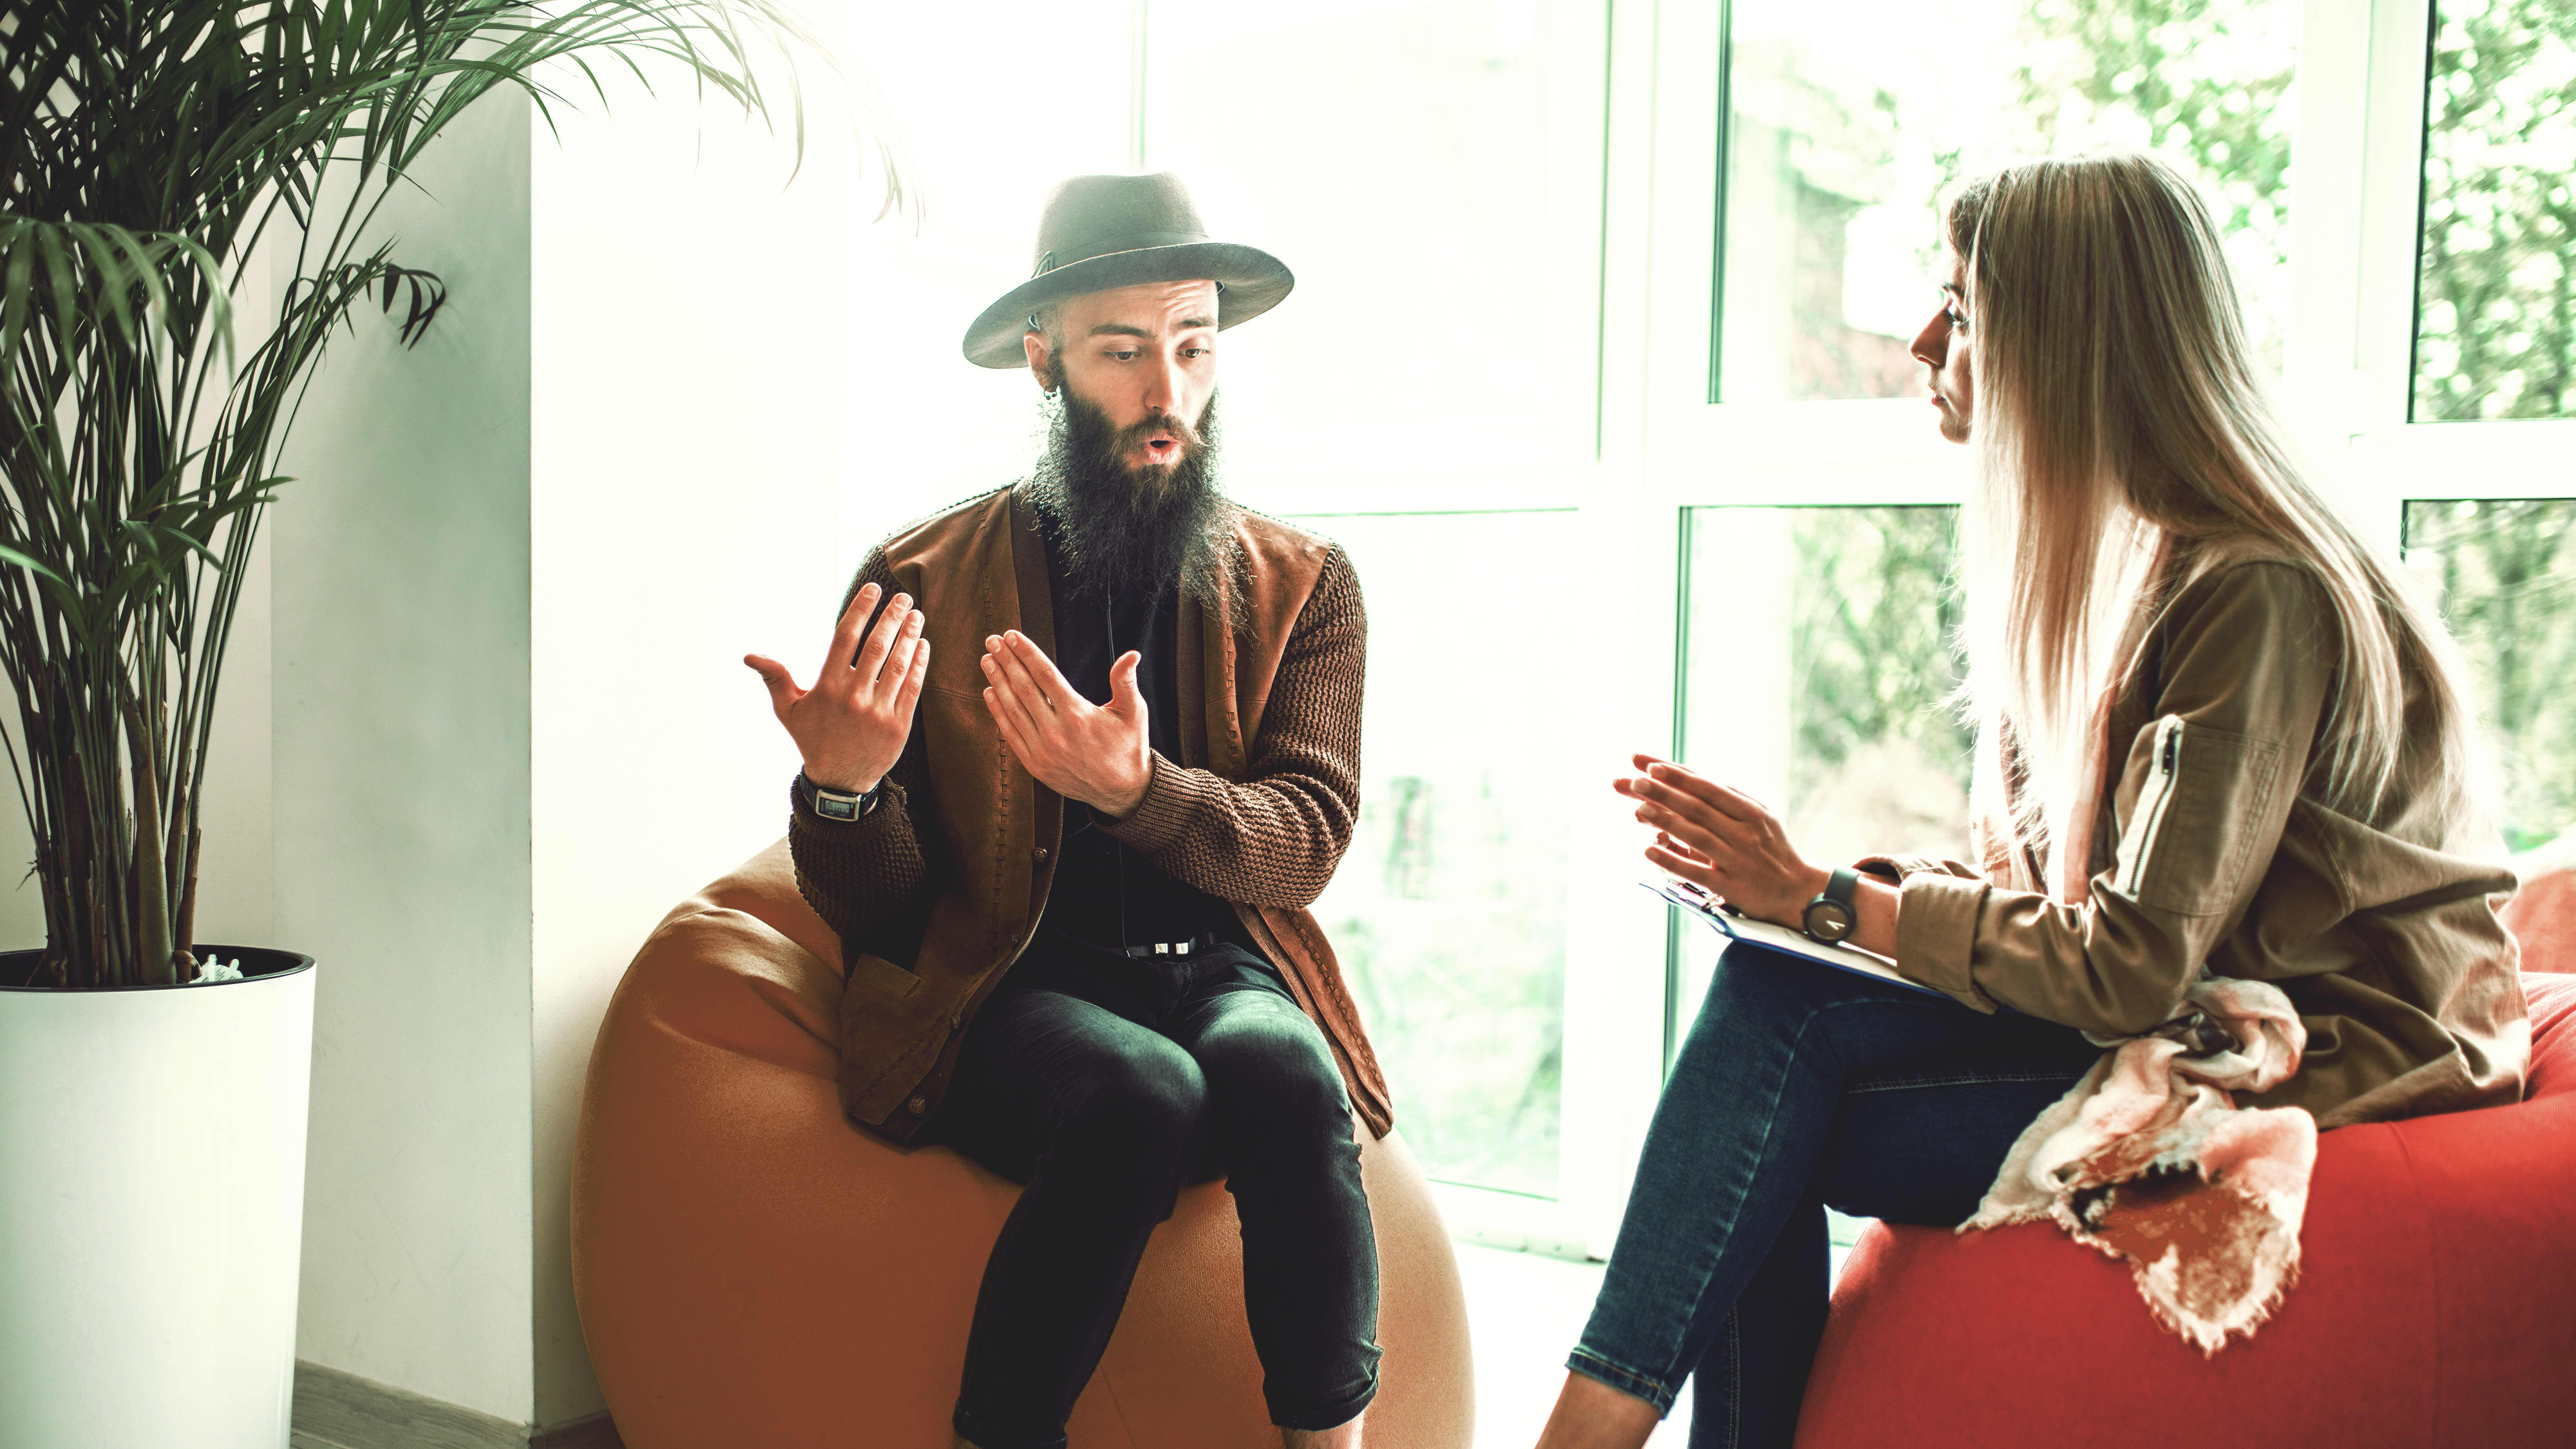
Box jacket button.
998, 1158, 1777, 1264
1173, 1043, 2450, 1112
906, 1095, 929, 1116
951, 1013, 964, 1031
1032, 846, 1050, 863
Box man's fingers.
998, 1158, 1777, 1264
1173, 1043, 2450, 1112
1004, 631, 1083, 708
743, 654, 799, 715
826, 583, 881, 680
983, 685, 1041, 767
880, 616, 926, 694
893, 638, 931, 716
1107, 650, 1143, 715
985, 634, 1056, 714
983, 672, 1046, 748
853, 594, 916, 688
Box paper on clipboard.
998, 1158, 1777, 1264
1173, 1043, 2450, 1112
1642, 877, 1947, 998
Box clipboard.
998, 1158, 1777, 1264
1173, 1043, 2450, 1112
1642, 877, 1947, 998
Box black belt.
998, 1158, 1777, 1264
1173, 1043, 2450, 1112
1042, 927, 1226, 961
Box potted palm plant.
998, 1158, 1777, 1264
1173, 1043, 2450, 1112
0, 5, 884, 1444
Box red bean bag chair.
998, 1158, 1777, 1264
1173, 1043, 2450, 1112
571, 842, 1475, 1448
1794, 874, 2576, 1448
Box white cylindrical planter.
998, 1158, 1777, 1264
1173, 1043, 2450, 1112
0, 949, 316, 1449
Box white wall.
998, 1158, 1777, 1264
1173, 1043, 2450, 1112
272, 89, 538, 1421
526, 28, 848, 1424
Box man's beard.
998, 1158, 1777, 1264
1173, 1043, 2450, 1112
1027, 374, 1242, 609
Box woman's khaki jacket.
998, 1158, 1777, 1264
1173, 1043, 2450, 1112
1869, 553, 2530, 1128
788, 484, 1392, 1145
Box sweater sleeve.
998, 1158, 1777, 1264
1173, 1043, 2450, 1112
787, 551, 944, 969
1887, 562, 2336, 1036
1100, 543, 1366, 909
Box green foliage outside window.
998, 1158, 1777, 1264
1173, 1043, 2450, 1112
2414, 0, 2576, 422
2405, 500, 2576, 854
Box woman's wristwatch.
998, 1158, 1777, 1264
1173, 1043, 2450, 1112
1801, 866, 1861, 944
797, 772, 881, 822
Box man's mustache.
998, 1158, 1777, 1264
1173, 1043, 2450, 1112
1112, 411, 1204, 453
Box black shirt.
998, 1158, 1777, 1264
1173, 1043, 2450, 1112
1027, 540, 1257, 960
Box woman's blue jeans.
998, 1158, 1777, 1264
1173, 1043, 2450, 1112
1569, 942, 2102, 1447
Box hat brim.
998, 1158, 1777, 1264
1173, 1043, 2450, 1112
961, 241, 1294, 368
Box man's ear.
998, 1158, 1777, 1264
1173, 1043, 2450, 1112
1024, 330, 1052, 392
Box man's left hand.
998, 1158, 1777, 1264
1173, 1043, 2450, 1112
981, 630, 1152, 817
1616, 752, 1828, 927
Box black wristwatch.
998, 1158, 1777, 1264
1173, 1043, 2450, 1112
1801, 866, 1861, 945
798, 773, 880, 823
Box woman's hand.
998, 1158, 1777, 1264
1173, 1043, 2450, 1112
744, 582, 929, 793
1616, 753, 1829, 928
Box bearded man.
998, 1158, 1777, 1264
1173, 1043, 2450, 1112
745, 173, 1390, 1449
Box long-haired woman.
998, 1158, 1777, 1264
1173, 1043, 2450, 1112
1531, 153, 2530, 1449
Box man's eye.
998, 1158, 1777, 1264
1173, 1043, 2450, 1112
1182, 347, 1210, 359
1106, 350, 1139, 361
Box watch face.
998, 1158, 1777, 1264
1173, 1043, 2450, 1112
1804, 898, 1855, 943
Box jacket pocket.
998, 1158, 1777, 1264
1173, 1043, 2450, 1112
846, 952, 922, 1000
2112, 715, 2284, 917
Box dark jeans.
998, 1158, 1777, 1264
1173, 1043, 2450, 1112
1570, 942, 2102, 1447
928, 936, 1381, 1449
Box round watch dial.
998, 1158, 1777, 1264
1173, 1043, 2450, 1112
1803, 898, 1855, 943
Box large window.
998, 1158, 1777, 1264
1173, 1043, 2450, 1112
2412, 0, 2576, 422
2403, 500, 2576, 854
1712, 0, 2302, 403
1300, 511, 1578, 1198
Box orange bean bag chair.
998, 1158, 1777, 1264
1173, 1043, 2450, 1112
1793, 873, 2576, 1448
572, 842, 1475, 1448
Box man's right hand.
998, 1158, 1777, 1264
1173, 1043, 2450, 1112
746, 582, 929, 794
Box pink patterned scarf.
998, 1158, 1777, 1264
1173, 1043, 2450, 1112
1962, 976, 2316, 1354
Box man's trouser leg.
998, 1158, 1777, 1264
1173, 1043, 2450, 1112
931, 985, 1208, 1449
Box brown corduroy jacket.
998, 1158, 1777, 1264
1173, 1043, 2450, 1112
1867, 548, 2529, 1128
790, 484, 1392, 1144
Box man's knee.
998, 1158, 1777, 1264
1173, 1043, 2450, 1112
1059, 1038, 1208, 1157
1199, 1010, 1352, 1132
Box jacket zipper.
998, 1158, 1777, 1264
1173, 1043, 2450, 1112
2117, 715, 2186, 897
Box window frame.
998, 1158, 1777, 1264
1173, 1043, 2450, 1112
847, 0, 2571, 1264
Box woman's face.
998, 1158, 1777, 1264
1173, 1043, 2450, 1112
1909, 251, 1975, 443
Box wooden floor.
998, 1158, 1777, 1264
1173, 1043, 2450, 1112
290, 1361, 623, 1449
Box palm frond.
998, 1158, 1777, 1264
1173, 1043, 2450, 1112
0, 0, 904, 987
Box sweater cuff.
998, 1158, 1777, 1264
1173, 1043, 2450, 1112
1099, 752, 1205, 854
1893, 869, 1994, 1013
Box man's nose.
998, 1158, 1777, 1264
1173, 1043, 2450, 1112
1141, 354, 1183, 413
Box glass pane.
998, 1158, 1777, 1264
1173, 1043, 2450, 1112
2403, 499, 2576, 853
2412, 1, 2576, 422
840, 1, 1133, 547
1300, 511, 1573, 1197
1671, 505, 1970, 1021
1713, 0, 2300, 403
1145, 1, 1606, 473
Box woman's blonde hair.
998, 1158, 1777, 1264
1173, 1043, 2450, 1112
1945, 153, 2486, 884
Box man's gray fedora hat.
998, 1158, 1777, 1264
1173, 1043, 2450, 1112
961, 171, 1294, 368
